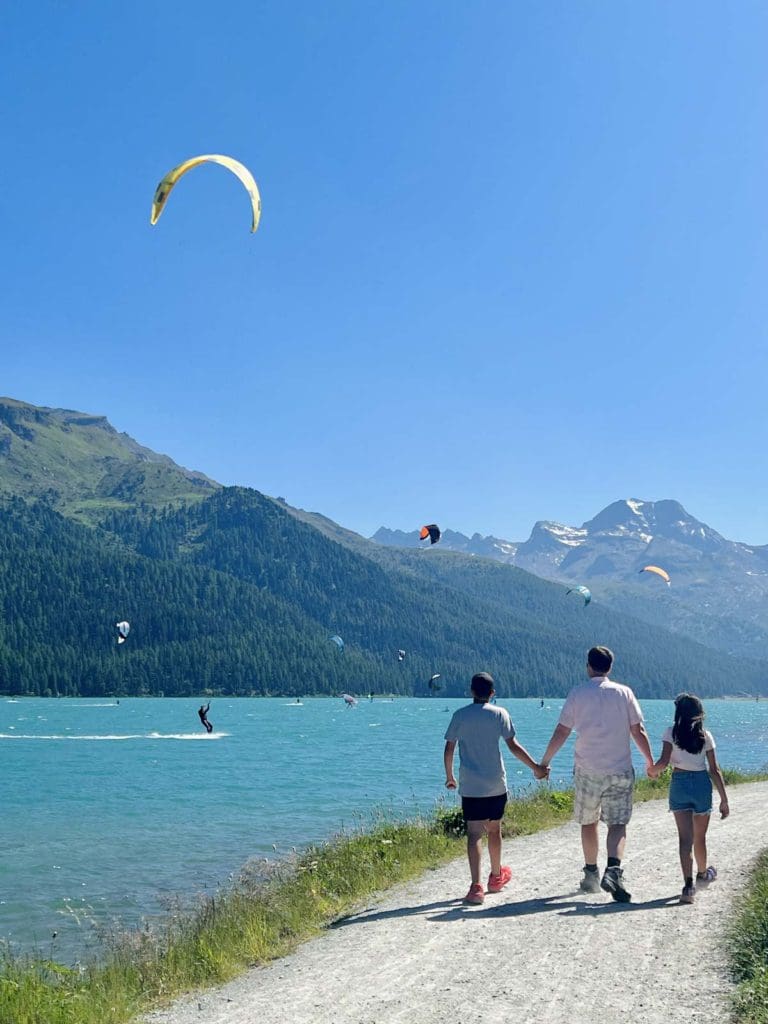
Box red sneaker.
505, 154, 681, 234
487, 865, 512, 893
463, 883, 485, 905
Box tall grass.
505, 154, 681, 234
1, 772, 765, 1024
729, 849, 768, 1023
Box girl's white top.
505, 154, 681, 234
662, 726, 715, 771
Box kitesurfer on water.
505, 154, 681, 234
198, 702, 213, 733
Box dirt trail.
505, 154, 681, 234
146, 782, 768, 1024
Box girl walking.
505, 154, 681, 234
649, 693, 729, 904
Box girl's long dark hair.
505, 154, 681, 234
672, 693, 706, 754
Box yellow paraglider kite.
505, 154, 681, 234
639, 565, 671, 585
150, 155, 261, 233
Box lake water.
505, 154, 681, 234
1, 696, 766, 960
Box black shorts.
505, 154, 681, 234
462, 792, 508, 822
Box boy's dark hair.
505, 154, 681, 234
587, 646, 614, 674
471, 672, 495, 700
672, 693, 706, 755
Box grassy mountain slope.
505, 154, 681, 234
0, 397, 219, 523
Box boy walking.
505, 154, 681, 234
444, 672, 549, 904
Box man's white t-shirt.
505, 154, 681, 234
444, 702, 515, 797
559, 676, 643, 774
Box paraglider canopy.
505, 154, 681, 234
150, 154, 261, 233
116, 621, 130, 645
428, 673, 442, 692
341, 693, 358, 706
566, 585, 591, 606
419, 524, 441, 545
639, 565, 671, 585
329, 635, 344, 651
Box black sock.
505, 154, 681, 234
607, 857, 621, 869
685, 876, 694, 888
584, 863, 598, 873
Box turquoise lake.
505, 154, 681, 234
2, 695, 766, 960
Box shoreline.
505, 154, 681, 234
145, 781, 768, 1024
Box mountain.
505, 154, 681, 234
0, 397, 219, 523
372, 499, 768, 660
1, 396, 766, 698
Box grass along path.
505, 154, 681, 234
729, 848, 768, 1023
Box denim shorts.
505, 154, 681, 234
669, 769, 712, 815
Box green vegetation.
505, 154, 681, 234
729, 848, 768, 1023
0, 397, 218, 523
1, 486, 766, 699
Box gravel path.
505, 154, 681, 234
145, 782, 768, 1024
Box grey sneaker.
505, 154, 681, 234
601, 866, 631, 903
579, 868, 602, 894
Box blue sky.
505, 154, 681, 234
2, 2, 767, 542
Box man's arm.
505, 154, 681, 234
647, 739, 672, 779
505, 737, 550, 780
540, 723, 572, 768
629, 721, 654, 768
444, 740, 457, 789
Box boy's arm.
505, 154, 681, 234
505, 737, 550, 780
444, 740, 457, 789
540, 723, 572, 769
629, 722, 654, 769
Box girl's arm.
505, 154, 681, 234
648, 740, 673, 778
706, 749, 729, 818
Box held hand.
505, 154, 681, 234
445, 776, 457, 790
646, 763, 659, 779
720, 799, 729, 820
533, 763, 550, 781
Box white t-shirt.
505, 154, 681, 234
558, 676, 644, 774
444, 703, 515, 798
662, 726, 715, 772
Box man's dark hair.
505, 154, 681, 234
471, 672, 495, 700
587, 646, 614, 674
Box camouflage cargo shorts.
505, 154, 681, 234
573, 769, 635, 825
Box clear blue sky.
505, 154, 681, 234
2, 2, 767, 543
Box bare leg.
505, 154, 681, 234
467, 822, 486, 885
606, 824, 627, 861
486, 820, 502, 876
673, 810, 694, 881
693, 814, 711, 875
581, 822, 599, 864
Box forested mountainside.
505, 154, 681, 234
1, 488, 764, 698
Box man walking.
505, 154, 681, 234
444, 672, 549, 905
539, 646, 653, 902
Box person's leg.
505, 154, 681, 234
673, 810, 694, 881
693, 814, 711, 876
606, 824, 626, 862
486, 819, 502, 876
599, 774, 634, 902
581, 823, 599, 865
466, 821, 487, 885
